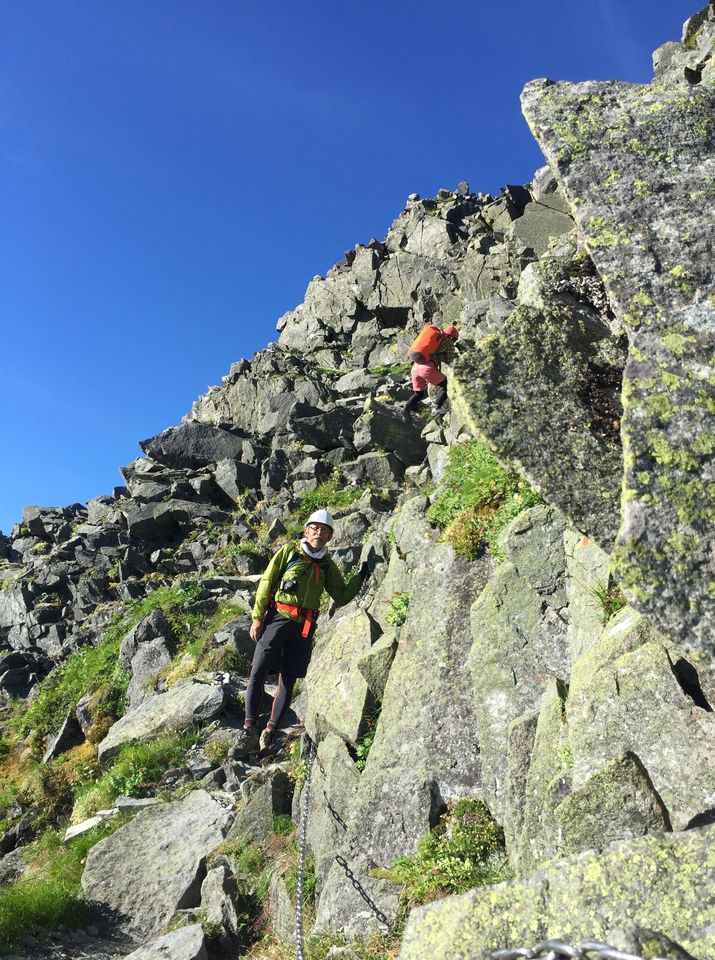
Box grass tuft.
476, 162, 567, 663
375, 798, 511, 915
427, 440, 541, 560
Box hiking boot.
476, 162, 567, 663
229, 727, 260, 758
259, 728, 275, 752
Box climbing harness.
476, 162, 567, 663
273, 600, 318, 638
295, 737, 316, 960
491, 940, 668, 960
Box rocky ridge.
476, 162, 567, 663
0, 7, 713, 960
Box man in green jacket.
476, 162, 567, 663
232, 508, 370, 754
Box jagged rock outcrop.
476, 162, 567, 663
517, 8, 715, 656
81, 791, 231, 939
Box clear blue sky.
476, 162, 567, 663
0, 0, 698, 534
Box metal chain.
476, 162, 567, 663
334, 853, 392, 929
295, 737, 316, 960
491, 940, 669, 960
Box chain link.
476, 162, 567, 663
491, 940, 668, 960
295, 737, 316, 960
334, 853, 392, 929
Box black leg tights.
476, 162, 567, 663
267, 673, 296, 731
434, 376, 448, 408
404, 389, 427, 413
244, 658, 296, 730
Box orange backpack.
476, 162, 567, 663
407, 324, 444, 364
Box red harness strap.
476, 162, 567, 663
273, 601, 318, 638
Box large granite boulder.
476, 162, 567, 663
120, 609, 177, 711
567, 625, 715, 832
451, 252, 625, 549
82, 791, 231, 939
521, 20, 715, 655
353, 399, 428, 467
399, 823, 715, 960
554, 752, 671, 856
139, 421, 247, 469
470, 507, 571, 845
226, 768, 293, 845
123, 500, 228, 542
97, 678, 225, 761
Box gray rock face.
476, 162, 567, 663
554, 752, 671, 855
200, 857, 243, 956
567, 626, 715, 832
42, 709, 84, 763
314, 502, 490, 933
356, 630, 398, 701
399, 823, 715, 960
653, 4, 715, 88
521, 37, 715, 656
122, 501, 228, 542
123, 924, 208, 960
353, 400, 427, 467
452, 250, 625, 549
97, 679, 225, 761
213, 457, 259, 502
81, 791, 231, 939
305, 609, 378, 745
120, 609, 176, 711
226, 768, 292, 845
301, 734, 358, 889
470, 508, 570, 838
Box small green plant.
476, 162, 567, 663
272, 814, 295, 837
14, 581, 206, 742
297, 470, 366, 514
385, 592, 410, 627
287, 740, 308, 789
369, 363, 411, 377
427, 440, 541, 560
588, 575, 627, 624
355, 706, 381, 772
377, 798, 510, 912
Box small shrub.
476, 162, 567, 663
15, 582, 205, 742
71, 730, 201, 823
355, 706, 381, 773
378, 798, 511, 910
235, 842, 266, 879
369, 363, 411, 377
385, 593, 410, 627
427, 440, 541, 560
287, 740, 308, 789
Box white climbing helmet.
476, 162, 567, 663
305, 508, 334, 531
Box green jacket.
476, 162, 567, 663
252, 541, 362, 623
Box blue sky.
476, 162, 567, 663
0, 0, 698, 534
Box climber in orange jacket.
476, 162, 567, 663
404, 323, 459, 416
